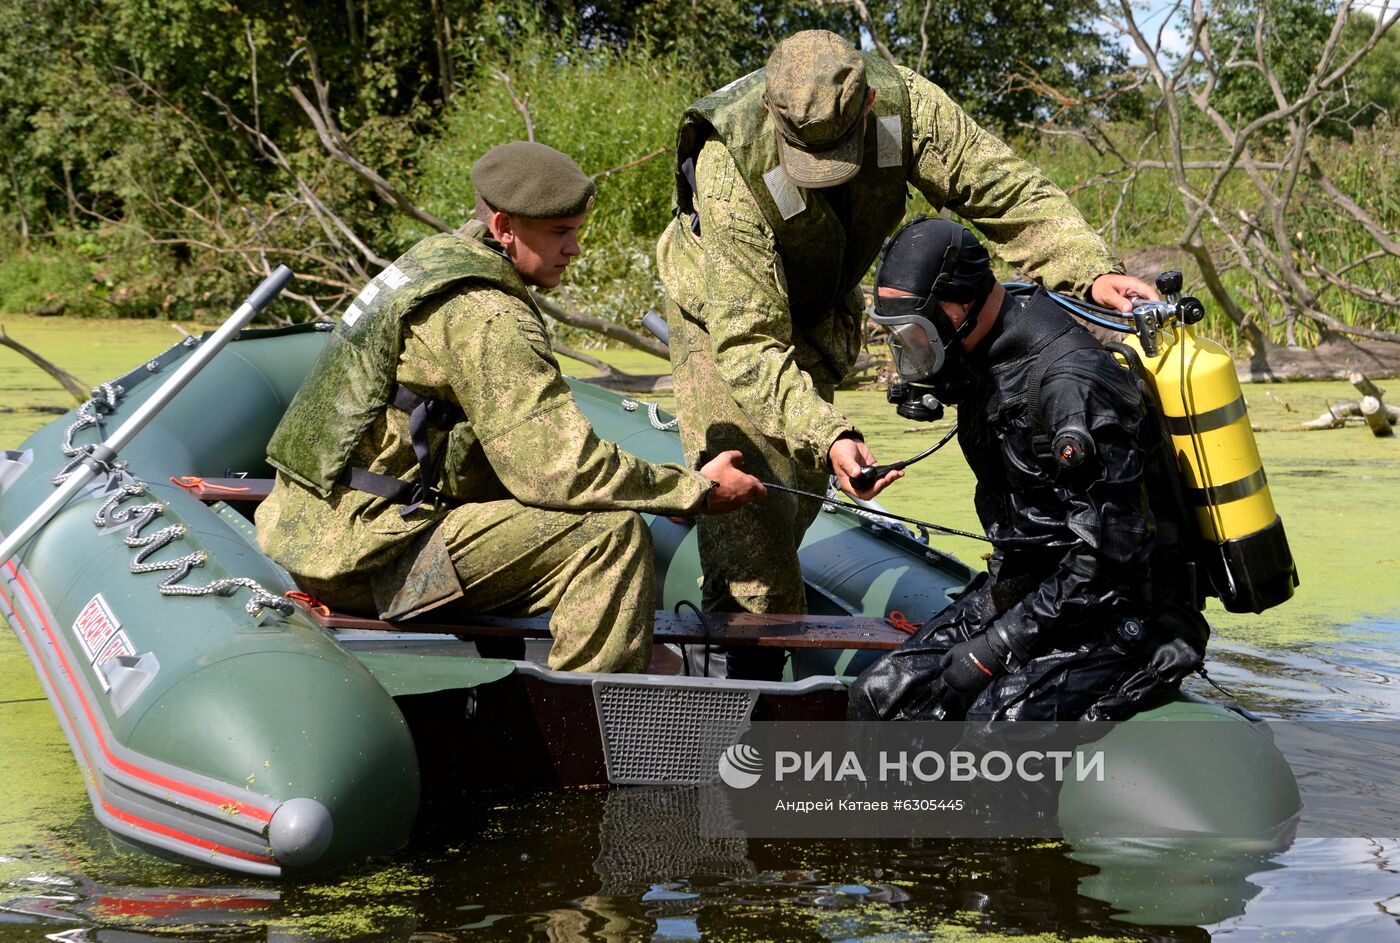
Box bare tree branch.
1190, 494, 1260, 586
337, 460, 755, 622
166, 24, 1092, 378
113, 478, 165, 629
809, 0, 897, 64
491, 69, 536, 143
0, 326, 89, 402
288, 85, 451, 234
531, 290, 670, 360
591, 148, 671, 182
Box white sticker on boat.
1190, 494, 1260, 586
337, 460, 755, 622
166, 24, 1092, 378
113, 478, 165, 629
72, 594, 120, 661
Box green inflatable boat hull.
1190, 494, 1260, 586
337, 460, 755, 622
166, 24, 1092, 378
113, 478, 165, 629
0, 325, 1300, 876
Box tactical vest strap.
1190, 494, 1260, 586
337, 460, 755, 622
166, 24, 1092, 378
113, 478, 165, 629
680, 157, 701, 235
344, 385, 468, 516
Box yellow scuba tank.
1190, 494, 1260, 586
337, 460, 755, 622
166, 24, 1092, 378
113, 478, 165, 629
1121, 296, 1298, 613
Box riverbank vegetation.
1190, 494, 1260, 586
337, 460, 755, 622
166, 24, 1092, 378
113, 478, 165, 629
0, 0, 1396, 377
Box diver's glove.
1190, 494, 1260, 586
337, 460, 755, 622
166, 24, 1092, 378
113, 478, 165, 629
930, 631, 1009, 712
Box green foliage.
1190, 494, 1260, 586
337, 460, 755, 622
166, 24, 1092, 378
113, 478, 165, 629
1347, 16, 1400, 126
417, 35, 705, 340
0, 246, 98, 317
876, 0, 1136, 130
0, 0, 1392, 347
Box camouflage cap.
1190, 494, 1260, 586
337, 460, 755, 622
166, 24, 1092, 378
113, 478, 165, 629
472, 142, 596, 219
764, 30, 868, 188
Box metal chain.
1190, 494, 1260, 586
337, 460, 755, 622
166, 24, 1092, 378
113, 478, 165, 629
620, 398, 679, 431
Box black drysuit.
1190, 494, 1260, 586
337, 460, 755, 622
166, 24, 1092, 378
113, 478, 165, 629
849, 288, 1207, 722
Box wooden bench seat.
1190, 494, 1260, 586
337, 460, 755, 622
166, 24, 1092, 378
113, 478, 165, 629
298, 603, 911, 652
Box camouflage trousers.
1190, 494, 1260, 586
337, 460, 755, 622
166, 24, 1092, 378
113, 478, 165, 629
666, 298, 831, 628
297, 501, 656, 674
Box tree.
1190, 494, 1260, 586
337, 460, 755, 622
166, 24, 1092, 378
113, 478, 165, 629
1097, 0, 1400, 377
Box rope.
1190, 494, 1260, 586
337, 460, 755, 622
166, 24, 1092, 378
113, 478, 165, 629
50, 373, 292, 617
94, 483, 294, 617
53, 383, 125, 485
285, 590, 331, 617
169, 475, 252, 494
885, 610, 922, 634
620, 398, 679, 431
674, 598, 711, 677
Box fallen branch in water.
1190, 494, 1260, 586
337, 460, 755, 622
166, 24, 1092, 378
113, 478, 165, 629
0, 326, 89, 402
551, 341, 674, 392
1297, 400, 1400, 430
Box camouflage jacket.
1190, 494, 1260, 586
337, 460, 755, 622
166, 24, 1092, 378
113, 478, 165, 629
657, 64, 1122, 469
259, 223, 711, 587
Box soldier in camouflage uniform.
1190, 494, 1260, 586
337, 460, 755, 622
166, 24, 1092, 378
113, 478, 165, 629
258, 141, 765, 674
657, 30, 1156, 679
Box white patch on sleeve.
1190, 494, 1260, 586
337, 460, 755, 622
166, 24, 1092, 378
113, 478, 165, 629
877, 115, 902, 168
343, 263, 413, 325
378, 263, 410, 290
714, 68, 762, 97
764, 165, 806, 221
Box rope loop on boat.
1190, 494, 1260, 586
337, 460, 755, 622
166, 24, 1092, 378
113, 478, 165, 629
49, 368, 293, 617
620, 398, 679, 432
57, 382, 125, 470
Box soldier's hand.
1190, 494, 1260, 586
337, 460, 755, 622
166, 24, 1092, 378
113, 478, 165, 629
829, 435, 902, 500
1091, 273, 1158, 314
699, 450, 766, 514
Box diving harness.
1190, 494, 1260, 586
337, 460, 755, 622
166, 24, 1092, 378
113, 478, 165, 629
868, 270, 1298, 614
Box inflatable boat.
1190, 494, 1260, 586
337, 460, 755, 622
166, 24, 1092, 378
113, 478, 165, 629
0, 323, 1301, 876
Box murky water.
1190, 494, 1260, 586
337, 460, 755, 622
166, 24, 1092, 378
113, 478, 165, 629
2, 381, 1399, 941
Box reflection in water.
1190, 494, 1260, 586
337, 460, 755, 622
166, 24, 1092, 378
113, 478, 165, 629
3, 621, 1400, 940
1204, 839, 1400, 941
2, 781, 1400, 940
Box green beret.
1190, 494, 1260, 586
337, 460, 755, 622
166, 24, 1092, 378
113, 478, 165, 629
471, 142, 596, 219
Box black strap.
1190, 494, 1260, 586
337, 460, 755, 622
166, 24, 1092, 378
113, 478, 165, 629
342, 466, 417, 503
1026, 329, 1100, 460
681, 157, 701, 236
345, 385, 467, 514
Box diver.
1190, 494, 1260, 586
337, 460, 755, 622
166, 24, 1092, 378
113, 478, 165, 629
848, 217, 1209, 721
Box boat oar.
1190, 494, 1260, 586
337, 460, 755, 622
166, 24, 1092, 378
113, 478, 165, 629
0, 265, 294, 567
